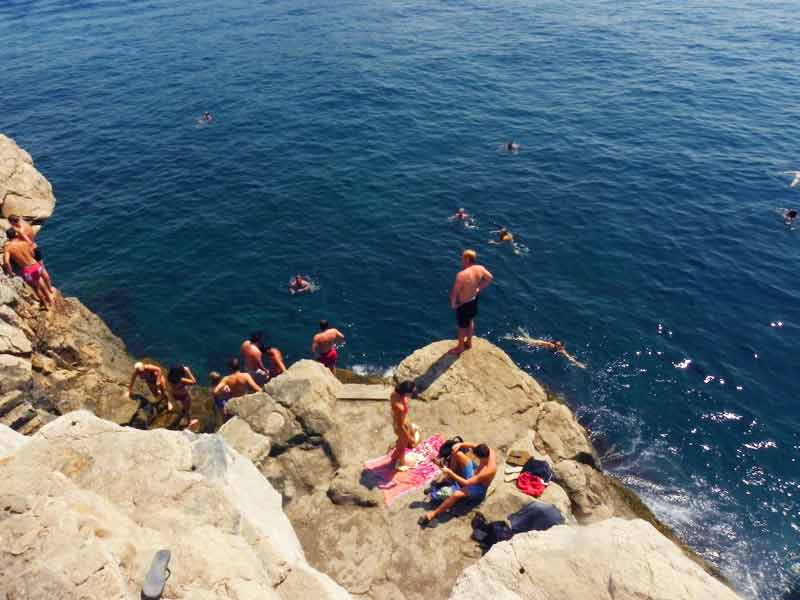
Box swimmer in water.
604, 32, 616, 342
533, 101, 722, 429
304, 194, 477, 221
450, 208, 470, 221
507, 335, 586, 369
505, 140, 520, 153
489, 227, 514, 244
290, 274, 312, 294
200, 111, 214, 124
785, 208, 798, 224
782, 171, 800, 188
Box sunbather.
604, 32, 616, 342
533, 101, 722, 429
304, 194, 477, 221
419, 442, 497, 526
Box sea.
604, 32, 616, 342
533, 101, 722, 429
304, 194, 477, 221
1, 0, 798, 597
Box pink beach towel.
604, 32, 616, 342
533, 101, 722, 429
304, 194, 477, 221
363, 434, 444, 506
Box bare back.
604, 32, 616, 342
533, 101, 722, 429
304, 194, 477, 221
453, 264, 492, 306
225, 372, 260, 397
5, 239, 37, 269
241, 341, 262, 372
474, 449, 498, 486
313, 328, 343, 354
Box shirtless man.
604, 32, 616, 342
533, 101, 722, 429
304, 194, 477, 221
419, 442, 497, 526
449, 250, 493, 355
129, 362, 170, 408
216, 358, 261, 401
312, 320, 345, 373
8, 216, 55, 298
3, 228, 54, 309
290, 274, 311, 294
511, 336, 587, 369
263, 345, 287, 378
241, 331, 269, 385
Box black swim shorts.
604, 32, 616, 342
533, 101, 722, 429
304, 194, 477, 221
456, 297, 479, 329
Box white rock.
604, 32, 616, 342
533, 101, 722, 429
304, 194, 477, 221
449, 518, 742, 600
0, 411, 352, 600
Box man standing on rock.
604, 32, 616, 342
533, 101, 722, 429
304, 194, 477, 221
449, 249, 493, 355
3, 228, 54, 309
312, 320, 345, 374
241, 331, 269, 386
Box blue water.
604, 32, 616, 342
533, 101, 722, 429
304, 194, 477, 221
2, 0, 798, 596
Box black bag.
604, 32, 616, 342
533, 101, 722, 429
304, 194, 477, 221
470, 512, 512, 548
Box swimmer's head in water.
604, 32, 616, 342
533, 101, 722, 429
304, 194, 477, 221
788, 209, 798, 219
319, 319, 330, 331
209, 371, 221, 384
462, 249, 477, 264
134, 361, 144, 372
228, 357, 240, 373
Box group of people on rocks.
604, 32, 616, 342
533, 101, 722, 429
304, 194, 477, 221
388, 378, 498, 528
127, 320, 349, 430
2, 215, 57, 309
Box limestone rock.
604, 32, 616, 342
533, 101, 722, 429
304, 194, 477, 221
27, 296, 138, 424
0, 134, 56, 222
0, 320, 32, 355
0, 411, 352, 600
0, 353, 32, 394
0, 422, 26, 457
218, 416, 272, 465
449, 518, 742, 600
535, 401, 596, 463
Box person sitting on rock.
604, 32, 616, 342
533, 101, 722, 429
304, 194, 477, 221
263, 344, 287, 378
241, 331, 269, 385
390, 380, 418, 471
129, 362, 170, 409
419, 442, 497, 527
3, 227, 54, 309
312, 320, 345, 373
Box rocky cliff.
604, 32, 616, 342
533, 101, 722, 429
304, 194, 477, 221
0, 411, 353, 599
0, 133, 742, 600
222, 339, 740, 600
0, 134, 139, 435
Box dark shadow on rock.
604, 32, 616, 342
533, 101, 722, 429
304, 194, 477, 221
359, 468, 384, 490
412, 351, 459, 398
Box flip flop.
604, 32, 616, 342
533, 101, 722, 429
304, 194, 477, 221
505, 465, 523, 474
142, 549, 171, 600
504, 472, 521, 483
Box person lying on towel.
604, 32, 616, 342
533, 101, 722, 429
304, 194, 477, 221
419, 442, 496, 527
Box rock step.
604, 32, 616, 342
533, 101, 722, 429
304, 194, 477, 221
17, 415, 43, 436
0, 390, 24, 417
336, 384, 393, 402
0, 402, 36, 430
